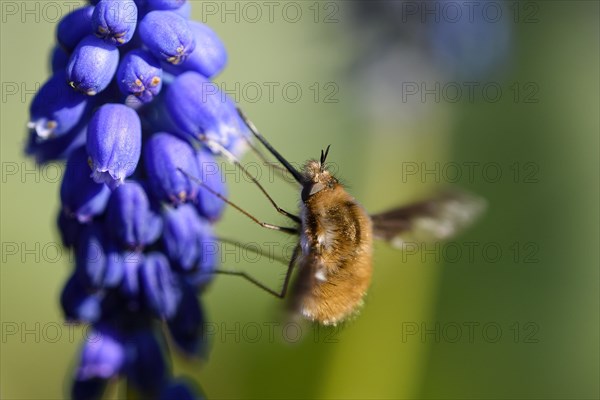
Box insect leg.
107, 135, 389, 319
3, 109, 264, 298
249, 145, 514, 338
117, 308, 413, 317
236, 108, 305, 185
214, 245, 300, 298
239, 134, 299, 187
198, 136, 300, 223
178, 168, 298, 234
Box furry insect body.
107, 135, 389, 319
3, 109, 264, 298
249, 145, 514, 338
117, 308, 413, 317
292, 160, 373, 326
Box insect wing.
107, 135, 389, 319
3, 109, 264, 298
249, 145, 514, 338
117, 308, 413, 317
371, 190, 486, 249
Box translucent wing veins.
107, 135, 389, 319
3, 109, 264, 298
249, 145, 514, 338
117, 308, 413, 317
371, 190, 486, 249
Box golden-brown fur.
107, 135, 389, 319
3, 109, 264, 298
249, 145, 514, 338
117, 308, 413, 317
291, 160, 373, 325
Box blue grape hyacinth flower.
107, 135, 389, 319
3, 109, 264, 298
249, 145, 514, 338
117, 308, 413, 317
144, 132, 201, 204
195, 149, 228, 222
162, 203, 216, 272
60, 147, 111, 223
116, 49, 163, 103
57, 6, 94, 52
166, 71, 250, 153
92, 0, 138, 46
28, 71, 89, 139
140, 252, 182, 319
26, 0, 248, 397
60, 273, 103, 323
51, 45, 70, 73
26, 121, 87, 164
139, 11, 196, 65
87, 103, 142, 188
162, 21, 227, 78
75, 223, 125, 288
67, 35, 120, 95
105, 181, 163, 250
74, 325, 125, 386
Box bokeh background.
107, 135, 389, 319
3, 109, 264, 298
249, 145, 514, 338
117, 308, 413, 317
1, 1, 598, 399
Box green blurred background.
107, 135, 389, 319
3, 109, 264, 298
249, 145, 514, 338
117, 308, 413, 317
1, 1, 598, 399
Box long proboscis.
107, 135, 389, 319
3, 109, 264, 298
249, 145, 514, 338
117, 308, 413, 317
237, 108, 305, 185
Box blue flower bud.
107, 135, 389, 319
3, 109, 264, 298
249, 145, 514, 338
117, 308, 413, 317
139, 252, 181, 318
61, 147, 111, 223
146, 0, 186, 10
162, 204, 216, 271
167, 283, 206, 356
106, 181, 163, 249
172, 0, 191, 18
144, 132, 200, 204
92, 0, 138, 46
136, 91, 182, 134
26, 121, 86, 164
60, 274, 103, 322
106, 246, 141, 288
169, 21, 227, 78
76, 225, 125, 288
75, 327, 125, 381
139, 11, 195, 65
125, 330, 167, 394
57, 6, 94, 52
195, 150, 227, 221
120, 251, 144, 301
76, 225, 106, 286
165, 72, 248, 151
28, 71, 89, 139
116, 49, 163, 103
67, 35, 120, 96
87, 104, 142, 188
58, 210, 83, 248
50, 45, 69, 73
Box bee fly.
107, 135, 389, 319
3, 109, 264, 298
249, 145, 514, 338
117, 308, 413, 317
185, 110, 486, 326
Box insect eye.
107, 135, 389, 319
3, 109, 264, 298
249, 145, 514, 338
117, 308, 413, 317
328, 181, 335, 189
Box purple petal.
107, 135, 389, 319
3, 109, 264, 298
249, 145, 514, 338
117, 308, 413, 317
67, 35, 120, 96
194, 149, 227, 221
144, 132, 200, 204
162, 204, 216, 271
163, 21, 227, 78
139, 11, 195, 65
124, 330, 167, 394
172, 1, 191, 18
60, 274, 103, 323
57, 6, 94, 52
167, 283, 207, 356
116, 49, 163, 103
76, 327, 125, 380
86, 104, 142, 189
28, 71, 89, 139
139, 252, 181, 319
165, 72, 249, 152
50, 45, 70, 73
26, 120, 86, 164
106, 181, 163, 248
92, 0, 138, 46
60, 147, 111, 223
